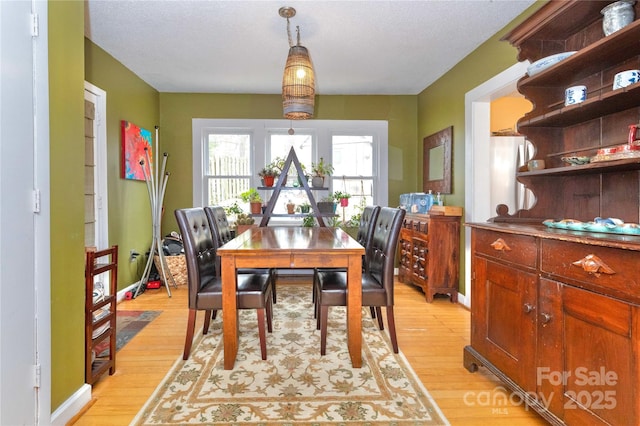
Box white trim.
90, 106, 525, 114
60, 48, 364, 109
192, 119, 388, 208
83, 82, 109, 250
49, 384, 91, 426
463, 61, 530, 308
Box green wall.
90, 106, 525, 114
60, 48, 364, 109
84, 40, 160, 289
416, 2, 543, 294
159, 94, 417, 234
49, 0, 86, 411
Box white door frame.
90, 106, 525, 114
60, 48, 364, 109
463, 61, 530, 307
84, 82, 109, 251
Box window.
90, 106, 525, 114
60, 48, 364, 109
193, 119, 388, 224
203, 133, 252, 211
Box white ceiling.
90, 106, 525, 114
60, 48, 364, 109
84, 0, 535, 95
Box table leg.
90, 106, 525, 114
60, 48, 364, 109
346, 253, 362, 367
221, 256, 238, 369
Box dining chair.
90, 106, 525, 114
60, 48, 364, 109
314, 206, 406, 354
313, 205, 380, 315
176, 207, 273, 360
204, 206, 277, 303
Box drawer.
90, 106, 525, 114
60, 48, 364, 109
473, 229, 537, 268
541, 239, 640, 301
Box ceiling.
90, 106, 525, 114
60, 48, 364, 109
84, 0, 535, 96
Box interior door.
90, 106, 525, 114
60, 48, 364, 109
0, 0, 44, 423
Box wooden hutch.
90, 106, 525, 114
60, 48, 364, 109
464, 1, 640, 425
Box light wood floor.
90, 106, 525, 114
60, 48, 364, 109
70, 276, 548, 425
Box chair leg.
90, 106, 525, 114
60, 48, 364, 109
271, 269, 277, 304
375, 307, 384, 330
386, 305, 399, 354
257, 309, 267, 360
183, 309, 197, 360
211, 309, 218, 320
370, 306, 376, 319
320, 305, 329, 355
266, 297, 273, 333
203, 309, 212, 335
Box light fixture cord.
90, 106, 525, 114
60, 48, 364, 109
285, 16, 302, 47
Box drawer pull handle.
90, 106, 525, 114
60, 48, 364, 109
540, 313, 552, 324
490, 238, 511, 252
571, 254, 615, 277
523, 303, 534, 313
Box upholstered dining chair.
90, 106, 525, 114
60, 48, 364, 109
314, 206, 406, 354
204, 206, 277, 303
313, 205, 380, 314
175, 207, 273, 360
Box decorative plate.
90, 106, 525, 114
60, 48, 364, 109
527, 51, 577, 76
543, 218, 640, 235
561, 156, 591, 166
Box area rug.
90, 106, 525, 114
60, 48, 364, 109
95, 310, 162, 357
131, 284, 448, 425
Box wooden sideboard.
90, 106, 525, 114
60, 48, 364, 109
465, 223, 640, 425
397, 211, 461, 302
465, 1, 640, 424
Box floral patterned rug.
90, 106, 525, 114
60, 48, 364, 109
132, 284, 449, 425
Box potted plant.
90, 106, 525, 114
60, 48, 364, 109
333, 191, 351, 207
286, 200, 296, 214
234, 213, 256, 235
258, 165, 279, 187
311, 157, 334, 188
301, 213, 316, 227
298, 201, 311, 214
317, 194, 337, 214
240, 188, 263, 214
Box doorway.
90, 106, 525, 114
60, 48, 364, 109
83, 83, 109, 251
462, 61, 530, 306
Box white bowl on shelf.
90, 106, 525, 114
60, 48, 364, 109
527, 51, 577, 76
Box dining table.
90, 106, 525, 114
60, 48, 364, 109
217, 226, 365, 370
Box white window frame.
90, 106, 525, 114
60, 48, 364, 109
192, 119, 388, 210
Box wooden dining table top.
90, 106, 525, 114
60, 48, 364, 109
217, 226, 365, 256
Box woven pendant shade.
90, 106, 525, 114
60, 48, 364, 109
282, 45, 315, 119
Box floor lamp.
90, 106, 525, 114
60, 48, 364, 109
134, 126, 175, 297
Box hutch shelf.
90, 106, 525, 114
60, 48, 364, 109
464, 2, 640, 425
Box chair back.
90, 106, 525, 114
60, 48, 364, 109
205, 206, 233, 246
356, 205, 380, 269
368, 207, 406, 305
204, 206, 233, 274
175, 208, 218, 309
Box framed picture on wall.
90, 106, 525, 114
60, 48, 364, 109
121, 120, 152, 181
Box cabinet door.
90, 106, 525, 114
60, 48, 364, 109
561, 284, 636, 425
471, 257, 537, 391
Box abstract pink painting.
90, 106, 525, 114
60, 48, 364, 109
121, 120, 152, 180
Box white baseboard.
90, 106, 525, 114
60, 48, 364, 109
117, 280, 141, 303
50, 383, 91, 425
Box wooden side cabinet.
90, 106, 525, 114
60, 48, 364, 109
397, 212, 461, 302
85, 245, 118, 385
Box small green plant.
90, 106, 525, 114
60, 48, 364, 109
321, 193, 336, 203
298, 202, 311, 213
302, 213, 316, 227
239, 188, 262, 203
258, 165, 279, 177
326, 216, 343, 228
333, 191, 351, 200
224, 201, 243, 216
311, 157, 334, 177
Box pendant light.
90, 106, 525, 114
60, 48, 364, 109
279, 7, 315, 120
